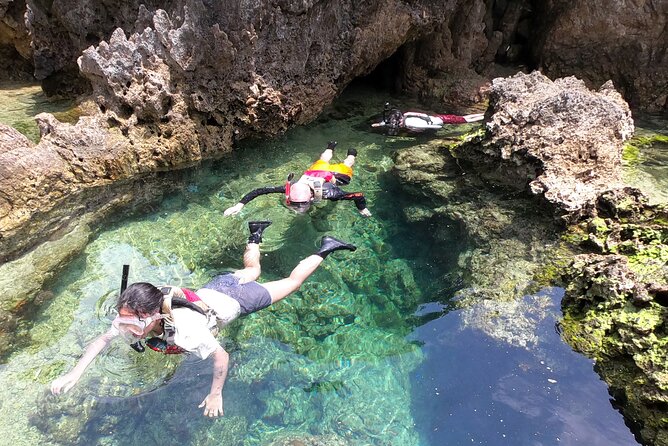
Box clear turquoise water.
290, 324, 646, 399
0, 83, 655, 445
0, 82, 76, 142
623, 113, 668, 204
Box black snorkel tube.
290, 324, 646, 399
383, 102, 390, 123
120, 264, 146, 353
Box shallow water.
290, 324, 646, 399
623, 113, 668, 204
0, 83, 659, 445
0, 82, 76, 142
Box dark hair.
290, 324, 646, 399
387, 109, 403, 136
116, 282, 163, 314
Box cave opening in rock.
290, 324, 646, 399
353, 0, 540, 103
355, 49, 408, 94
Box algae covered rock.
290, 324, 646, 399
560, 202, 668, 445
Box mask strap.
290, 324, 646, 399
285, 180, 291, 204
285, 172, 295, 204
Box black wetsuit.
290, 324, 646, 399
239, 183, 367, 211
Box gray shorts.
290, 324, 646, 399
201, 273, 271, 315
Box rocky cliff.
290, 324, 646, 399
2, 0, 665, 110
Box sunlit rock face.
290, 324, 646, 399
74, 0, 491, 149
456, 71, 634, 223
531, 0, 668, 112
10, 0, 666, 111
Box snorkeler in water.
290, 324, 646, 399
223, 141, 372, 217
372, 103, 485, 135
50, 221, 357, 418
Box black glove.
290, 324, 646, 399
347, 148, 357, 157
327, 141, 337, 150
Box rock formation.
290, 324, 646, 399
531, 0, 668, 111
560, 192, 668, 445
454, 71, 635, 223
393, 70, 668, 445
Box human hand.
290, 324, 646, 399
223, 203, 244, 216
50, 372, 80, 395
359, 208, 372, 217
199, 392, 224, 417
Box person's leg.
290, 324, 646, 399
234, 243, 261, 284
234, 221, 271, 284
260, 236, 356, 304
260, 255, 324, 303
343, 148, 357, 168
437, 114, 467, 124
463, 113, 485, 123
319, 148, 334, 162
319, 141, 338, 162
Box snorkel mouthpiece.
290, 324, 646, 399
130, 341, 145, 352
118, 264, 147, 352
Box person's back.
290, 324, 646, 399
223, 142, 371, 217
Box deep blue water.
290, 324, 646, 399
410, 289, 637, 446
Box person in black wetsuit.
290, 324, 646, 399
223, 142, 371, 217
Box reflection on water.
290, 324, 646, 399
410, 288, 638, 446
0, 83, 655, 445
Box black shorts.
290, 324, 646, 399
201, 273, 271, 315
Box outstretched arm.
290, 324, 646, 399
199, 346, 230, 417
328, 188, 371, 217
223, 185, 286, 216
50, 328, 117, 394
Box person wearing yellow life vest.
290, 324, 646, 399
223, 141, 372, 217
50, 221, 357, 418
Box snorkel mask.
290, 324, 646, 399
112, 313, 165, 342
285, 173, 312, 213
286, 181, 313, 214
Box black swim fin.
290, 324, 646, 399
248, 221, 272, 244
316, 236, 357, 258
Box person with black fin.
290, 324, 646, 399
50, 221, 356, 418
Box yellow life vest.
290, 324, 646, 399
304, 160, 353, 178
